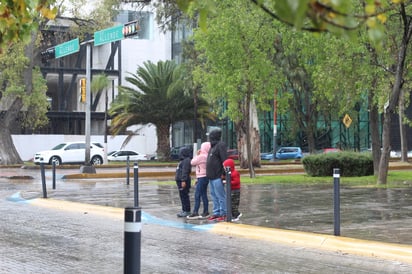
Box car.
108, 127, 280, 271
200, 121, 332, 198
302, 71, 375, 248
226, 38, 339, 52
321, 148, 341, 154
107, 150, 148, 161
227, 149, 239, 160
275, 147, 303, 160
170, 145, 193, 160
34, 142, 105, 166
260, 152, 275, 160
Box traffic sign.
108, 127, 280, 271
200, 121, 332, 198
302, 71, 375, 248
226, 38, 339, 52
55, 38, 79, 58
94, 25, 124, 46
343, 114, 352, 128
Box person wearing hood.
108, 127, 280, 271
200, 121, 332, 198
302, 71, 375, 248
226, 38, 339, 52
187, 141, 211, 219
223, 158, 242, 221
206, 129, 228, 221
175, 146, 192, 217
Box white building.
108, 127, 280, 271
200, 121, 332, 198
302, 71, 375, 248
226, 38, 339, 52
14, 6, 173, 161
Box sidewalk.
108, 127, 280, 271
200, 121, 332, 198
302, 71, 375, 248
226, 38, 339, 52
1, 165, 412, 273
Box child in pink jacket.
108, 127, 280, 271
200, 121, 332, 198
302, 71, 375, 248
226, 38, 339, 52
187, 142, 211, 219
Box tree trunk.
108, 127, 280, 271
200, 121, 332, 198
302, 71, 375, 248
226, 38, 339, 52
378, 12, 412, 184
0, 97, 24, 165
156, 122, 171, 161
399, 89, 408, 162
368, 90, 381, 175
237, 92, 259, 177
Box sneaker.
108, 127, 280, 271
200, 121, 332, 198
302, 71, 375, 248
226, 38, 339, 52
177, 211, 190, 218
186, 213, 201, 220
232, 212, 242, 222
216, 215, 227, 222
207, 215, 219, 221
202, 212, 210, 218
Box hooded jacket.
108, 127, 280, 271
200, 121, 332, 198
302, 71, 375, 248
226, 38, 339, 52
175, 147, 192, 182
191, 142, 211, 178
223, 158, 241, 190
206, 129, 227, 179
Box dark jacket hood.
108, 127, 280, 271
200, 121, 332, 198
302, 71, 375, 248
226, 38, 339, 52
209, 129, 222, 146
179, 147, 192, 160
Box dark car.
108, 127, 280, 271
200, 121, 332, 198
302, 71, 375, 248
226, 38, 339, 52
227, 149, 239, 160
170, 145, 193, 160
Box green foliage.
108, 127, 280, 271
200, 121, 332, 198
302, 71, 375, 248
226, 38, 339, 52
0, 44, 49, 130
193, 0, 284, 121
109, 60, 213, 159
302, 152, 374, 177
0, 0, 56, 50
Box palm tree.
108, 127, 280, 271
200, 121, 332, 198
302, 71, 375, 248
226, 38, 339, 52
109, 60, 213, 161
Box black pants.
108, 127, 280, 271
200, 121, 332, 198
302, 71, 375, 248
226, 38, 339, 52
231, 190, 240, 218
177, 180, 191, 212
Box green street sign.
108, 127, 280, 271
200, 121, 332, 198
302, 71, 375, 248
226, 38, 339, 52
55, 38, 80, 58
94, 25, 124, 46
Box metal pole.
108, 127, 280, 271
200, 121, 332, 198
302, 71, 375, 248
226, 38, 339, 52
134, 162, 139, 208
126, 156, 130, 185
225, 166, 232, 222
85, 43, 91, 164
333, 168, 341, 236
40, 163, 47, 198
272, 89, 277, 161
52, 160, 56, 190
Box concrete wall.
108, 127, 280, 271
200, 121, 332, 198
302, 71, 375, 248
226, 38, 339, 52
13, 134, 157, 161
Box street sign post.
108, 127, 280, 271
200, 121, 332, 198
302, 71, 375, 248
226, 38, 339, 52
94, 25, 124, 46
55, 38, 80, 58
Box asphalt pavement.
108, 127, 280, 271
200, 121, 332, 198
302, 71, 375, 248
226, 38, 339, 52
1, 165, 412, 273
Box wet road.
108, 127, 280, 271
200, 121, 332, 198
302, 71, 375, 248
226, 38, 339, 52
1, 166, 412, 273
1, 166, 412, 245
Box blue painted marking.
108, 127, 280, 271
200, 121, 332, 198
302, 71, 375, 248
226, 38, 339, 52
7, 193, 216, 231
141, 211, 215, 231
7, 192, 28, 203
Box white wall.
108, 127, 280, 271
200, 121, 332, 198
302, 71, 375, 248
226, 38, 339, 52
12, 134, 157, 161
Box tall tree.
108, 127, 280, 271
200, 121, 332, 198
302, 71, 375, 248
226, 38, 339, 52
193, 0, 284, 176
109, 60, 213, 161
0, 41, 49, 165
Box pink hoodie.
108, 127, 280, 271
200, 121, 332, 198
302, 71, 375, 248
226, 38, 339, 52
190, 142, 211, 178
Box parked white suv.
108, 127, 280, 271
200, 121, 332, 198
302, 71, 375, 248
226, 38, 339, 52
34, 142, 105, 165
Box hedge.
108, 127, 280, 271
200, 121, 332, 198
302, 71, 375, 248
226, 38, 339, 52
302, 151, 373, 177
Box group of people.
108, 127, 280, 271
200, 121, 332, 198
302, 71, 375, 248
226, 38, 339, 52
174, 128, 242, 222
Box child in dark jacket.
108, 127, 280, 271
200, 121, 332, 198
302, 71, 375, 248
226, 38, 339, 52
175, 146, 192, 217
223, 158, 242, 221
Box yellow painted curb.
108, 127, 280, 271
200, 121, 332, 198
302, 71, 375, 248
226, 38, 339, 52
30, 198, 124, 220
211, 223, 412, 264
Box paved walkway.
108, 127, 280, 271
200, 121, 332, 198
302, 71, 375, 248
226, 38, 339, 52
1, 166, 412, 273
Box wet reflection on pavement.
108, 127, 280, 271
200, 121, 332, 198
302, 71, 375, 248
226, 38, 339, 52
1, 167, 411, 245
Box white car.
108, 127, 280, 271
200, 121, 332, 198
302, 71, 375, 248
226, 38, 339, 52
107, 150, 148, 161
34, 142, 105, 165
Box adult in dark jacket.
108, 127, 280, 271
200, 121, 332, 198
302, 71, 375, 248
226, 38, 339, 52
175, 146, 192, 217
206, 129, 227, 221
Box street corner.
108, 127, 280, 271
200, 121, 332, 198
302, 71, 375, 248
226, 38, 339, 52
210, 222, 412, 265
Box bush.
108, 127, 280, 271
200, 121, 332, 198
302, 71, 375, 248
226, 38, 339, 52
302, 152, 373, 177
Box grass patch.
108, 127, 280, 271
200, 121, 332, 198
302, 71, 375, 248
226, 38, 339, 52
154, 171, 412, 188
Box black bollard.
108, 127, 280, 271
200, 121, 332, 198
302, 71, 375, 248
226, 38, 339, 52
52, 160, 56, 190
124, 207, 141, 274
40, 163, 47, 198
124, 161, 141, 274
126, 156, 130, 185
225, 166, 232, 222
134, 162, 139, 207
333, 168, 341, 236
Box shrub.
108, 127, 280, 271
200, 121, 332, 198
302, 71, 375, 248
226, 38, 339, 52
302, 152, 373, 177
